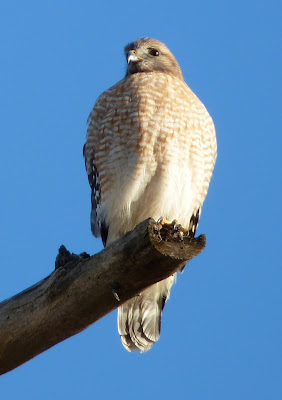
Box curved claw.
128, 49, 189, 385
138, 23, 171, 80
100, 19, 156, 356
156, 217, 188, 240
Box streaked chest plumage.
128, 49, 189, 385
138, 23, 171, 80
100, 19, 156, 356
85, 72, 216, 242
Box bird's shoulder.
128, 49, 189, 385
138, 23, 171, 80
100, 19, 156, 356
89, 72, 194, 114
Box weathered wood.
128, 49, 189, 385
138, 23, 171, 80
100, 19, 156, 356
0, 218, 206, 375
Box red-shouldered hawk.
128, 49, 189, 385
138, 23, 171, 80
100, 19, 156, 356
84, 38, 217, 352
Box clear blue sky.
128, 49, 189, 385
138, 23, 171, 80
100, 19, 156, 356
1, 1, 281, 399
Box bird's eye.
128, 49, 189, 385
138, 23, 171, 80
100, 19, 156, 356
148, 48, 159, 56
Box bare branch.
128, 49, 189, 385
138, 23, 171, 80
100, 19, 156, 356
0, 218, 206, 375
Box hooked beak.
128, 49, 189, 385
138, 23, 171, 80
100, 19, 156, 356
127, 50, 143, 64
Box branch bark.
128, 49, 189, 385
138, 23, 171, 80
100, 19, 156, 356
0, 218, 206, 375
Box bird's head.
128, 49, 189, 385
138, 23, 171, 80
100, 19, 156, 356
124, 38, 183, 80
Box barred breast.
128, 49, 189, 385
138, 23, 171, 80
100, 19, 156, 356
85, 72, 216, 244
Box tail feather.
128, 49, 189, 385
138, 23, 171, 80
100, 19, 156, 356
118, 275, 175, 352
